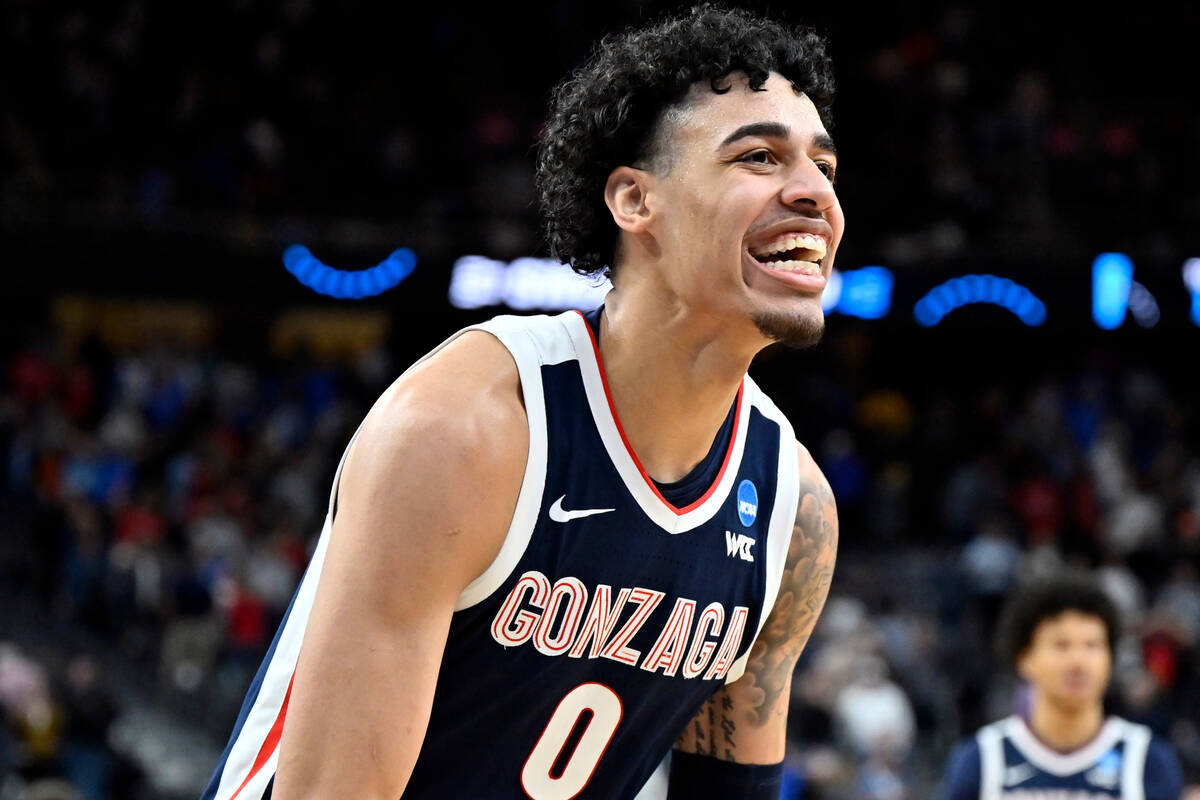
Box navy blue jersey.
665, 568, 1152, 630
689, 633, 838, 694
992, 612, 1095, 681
203, 311, 801, 800
940, 715, 1183, 800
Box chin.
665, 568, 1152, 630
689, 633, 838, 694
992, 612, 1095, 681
1050, 689, 1102, 713
752, 306, 826, 350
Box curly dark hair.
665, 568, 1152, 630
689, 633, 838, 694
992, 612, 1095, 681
536, 4, 835, 280
997, 574, 1120, 667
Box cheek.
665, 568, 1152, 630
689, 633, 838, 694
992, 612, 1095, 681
830, 202, 847, 244
662, 189, 729, 248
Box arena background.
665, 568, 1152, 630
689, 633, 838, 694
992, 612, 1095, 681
2, 1, 1199, 797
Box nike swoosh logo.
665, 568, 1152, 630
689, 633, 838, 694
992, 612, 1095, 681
548, 495, 615, 523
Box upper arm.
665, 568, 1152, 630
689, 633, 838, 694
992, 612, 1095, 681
673, 442, 838, 764
273, 331, 528, 800
940, 740, 982, 800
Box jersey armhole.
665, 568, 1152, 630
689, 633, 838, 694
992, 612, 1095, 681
1120, 721, 1151, 800
977, 722, 1005, 800
453, 321, 549, 611
324, 320, 549, 612
723, 384, 800, 684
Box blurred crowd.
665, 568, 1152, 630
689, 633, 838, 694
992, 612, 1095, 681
0, 323, 394, 798
768, 337, 1200, 798
1, 317, 1197, 798
3, 1, 1197, 264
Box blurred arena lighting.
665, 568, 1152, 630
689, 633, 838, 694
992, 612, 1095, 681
821, 266, 894, 319
1183, 258, 1200, 326
1092, 252, 1134, 329
1126, 281, 1160, 328
912, 274, 1046, 327
448, 255, 610, 310
283, 244, 416, 299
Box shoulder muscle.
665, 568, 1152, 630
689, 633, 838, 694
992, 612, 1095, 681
335, 328, 529, 601
272, 329, 529, 798
756, 442, 839, 660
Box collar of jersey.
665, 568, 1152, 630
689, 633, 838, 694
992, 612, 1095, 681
565, 310, 750, 534
1005, 715, 1126, 776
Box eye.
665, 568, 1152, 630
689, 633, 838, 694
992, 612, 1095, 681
816, 160, 838, 184
738, 149, 775, 166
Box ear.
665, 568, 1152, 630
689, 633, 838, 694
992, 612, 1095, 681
603, 166, 654, 234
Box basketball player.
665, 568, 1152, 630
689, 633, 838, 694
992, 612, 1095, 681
940, 575, 1183, 800
203, 6, 841, 798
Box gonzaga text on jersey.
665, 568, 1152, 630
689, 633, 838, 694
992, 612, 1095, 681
490, 569, 748, 680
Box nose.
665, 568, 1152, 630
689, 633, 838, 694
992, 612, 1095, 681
781, 158, 838, 215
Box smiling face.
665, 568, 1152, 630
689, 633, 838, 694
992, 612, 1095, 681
1018, 611, 1112, 714
634, 71, 844, 348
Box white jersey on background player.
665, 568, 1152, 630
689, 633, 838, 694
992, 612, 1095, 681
941, 579, 1184, 800
943, 713, 1182, 800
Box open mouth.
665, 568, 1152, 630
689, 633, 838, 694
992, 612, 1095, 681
747, 232, 827, 276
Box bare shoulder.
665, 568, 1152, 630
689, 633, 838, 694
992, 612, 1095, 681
732, 440, 838, 687
335, 329, 530, 593
726, 441, 839, 717
364, 329, 527, 459
793, 439, 837, 565
274, 330, 529, 796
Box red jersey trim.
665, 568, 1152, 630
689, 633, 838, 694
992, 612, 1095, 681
572, 310, 745, 517
228, 673, 295, 800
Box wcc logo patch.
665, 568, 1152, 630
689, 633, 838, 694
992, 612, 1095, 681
725, 531, 756, 562
737, 480, 758, 526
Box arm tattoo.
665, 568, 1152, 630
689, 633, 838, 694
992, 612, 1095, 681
673, 455, 838, 760
719, 694, 736, 760
739, 465, 838, 726
675, 687, 738, 759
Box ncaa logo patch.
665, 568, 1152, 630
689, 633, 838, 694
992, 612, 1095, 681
737, 480, 758, 526
1085, 749, 1122, 789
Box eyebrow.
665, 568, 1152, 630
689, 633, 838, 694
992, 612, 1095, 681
717, 122, 839, 157
718, 122, 789, 149
812, 132, 838, 157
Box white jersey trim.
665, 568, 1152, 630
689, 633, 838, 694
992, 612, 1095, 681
977, 720, 1005, 800
723, 377, 800, 684
454, 316, 554, 610
564, 311, 750, 534
1005, 715, 1126, 776
210, 315, 561, 796
633, 752, 670, 800
1120, 719, 1151, 800
210, 424, 362, 800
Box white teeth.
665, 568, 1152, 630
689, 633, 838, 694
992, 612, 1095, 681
766, 259, 822, 276
750, 232, 828, 259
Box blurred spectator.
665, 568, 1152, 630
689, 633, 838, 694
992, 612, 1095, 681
834, 655, 916, 763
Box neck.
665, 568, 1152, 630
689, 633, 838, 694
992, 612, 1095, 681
1027, 694, 1105, 752
598, 287, 766, 483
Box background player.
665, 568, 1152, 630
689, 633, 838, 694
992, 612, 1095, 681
203, 6, 841, 799
941, 575, 1183, 800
